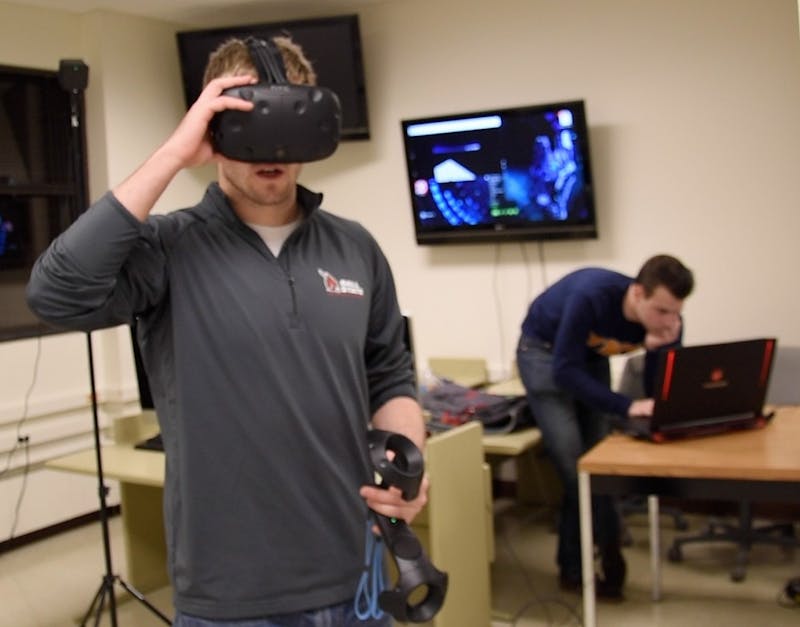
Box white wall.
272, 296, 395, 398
312, 0, 800, 371
1, 0, 799, 535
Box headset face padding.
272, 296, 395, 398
211, 84, 342, 163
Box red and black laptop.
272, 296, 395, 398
627, 338, 777, 442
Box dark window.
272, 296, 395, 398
0, 64, 86, 341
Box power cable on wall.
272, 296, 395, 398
493, 241, 549, 381
1, 336, 42, 540
518, 242, 534, 303
536, 241, 549, 290
493, 243, 507, 372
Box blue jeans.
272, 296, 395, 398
516, 334, 621, 582
173, 601, 393, 627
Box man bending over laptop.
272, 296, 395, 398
516, 254, 694, 599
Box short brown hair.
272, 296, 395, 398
634, 254, 694, 299
202, 35, 317, 88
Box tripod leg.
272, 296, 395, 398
117, 577, 172, 624
94, 592, 105, 627
81, 575, 113, 627
80, 580, 105, 627
81, 331, 171, 625
106, 574, 119, 627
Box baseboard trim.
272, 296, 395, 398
0, 506, 120, 554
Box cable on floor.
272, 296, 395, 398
496, 504, 582, 626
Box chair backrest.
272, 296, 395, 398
616, 352, 645, 398
427, 357, 489, 388
766, 345, 800, 405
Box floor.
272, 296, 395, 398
489, 500, 799, 627
1, 500, 798, 626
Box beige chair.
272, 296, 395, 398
427, 357, 489, 389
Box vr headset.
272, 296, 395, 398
210, 37, 341, 163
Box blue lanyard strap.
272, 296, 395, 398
354, 519, 385, 620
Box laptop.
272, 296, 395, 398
626, 338, 777, 442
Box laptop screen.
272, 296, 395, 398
651, 338, 776, 430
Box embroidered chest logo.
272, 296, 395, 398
317, 268, 365, 297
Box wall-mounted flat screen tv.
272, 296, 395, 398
401, 100, 597, 245
176, 14, 369, 140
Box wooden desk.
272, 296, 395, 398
577, 406, 800, 627
48, 422, 492, 627
46, 443, 168, 591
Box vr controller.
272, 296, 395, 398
210, 37, 342, 163
367, 429, 449, 623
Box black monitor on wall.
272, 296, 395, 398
401, 99, 597, 245
176, 14, 370, 140
129, 323, 154, 411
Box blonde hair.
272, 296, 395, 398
202, 35, 317, 87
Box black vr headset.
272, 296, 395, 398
210, 37, 342, 163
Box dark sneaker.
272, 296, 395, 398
559, 574, 625, 601
600, 544, 627, 589
595, 576, 625, 602
558, 574, 582, 593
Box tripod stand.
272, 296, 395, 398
57, 57, 171, 625
81, 331, 172, 626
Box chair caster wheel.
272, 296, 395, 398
622, 529, 633, 547
731, 568, 746, 583
667, 545, 682, 562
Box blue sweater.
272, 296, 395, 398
521, 267, 656, 416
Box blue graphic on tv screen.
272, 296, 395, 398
0, 215, 7, 256
0, 207, 26, 270
503, 128, 582, 221
407, 104, 591, 232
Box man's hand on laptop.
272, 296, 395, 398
629, 398, 654, 417
644, 317, 681, 350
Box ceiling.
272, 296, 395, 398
12, 0, 387, 26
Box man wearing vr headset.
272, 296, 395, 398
27, 36, 426, 626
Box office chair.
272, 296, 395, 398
616, 352, 688, 544
667, 502, 797, 581
666, 345, 800, 581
